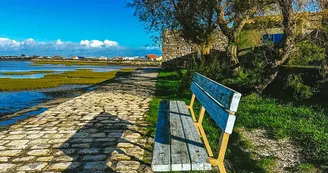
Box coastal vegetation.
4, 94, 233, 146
147, 69, 328, 172
1, 70, 55, 75
0, 68, 135, 91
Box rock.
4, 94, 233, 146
116, 161, 140, 170
0, 150, 22, 156
78, 148, 100, 155
36, 156, 54, 162
6, 140, 30, 146
27, 149, 50, 156
0, 163, 15, 172
0, 157, 10, 162
17, 162, 47, 171
84, 162, 108, 170
82, 155, 107, 161
13, 156, 35, 162
48, 162, 80, 170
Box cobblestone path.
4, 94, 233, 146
0, 68, 159, 173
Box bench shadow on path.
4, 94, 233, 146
58, 69, 159, 173
59, 112, 152, 173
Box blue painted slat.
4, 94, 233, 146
192, 73, 241, 112
190, 82, 231, 132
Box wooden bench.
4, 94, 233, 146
152, 72, 242, 172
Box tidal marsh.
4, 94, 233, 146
1, 70, 56, 75
0, 68, 135, 91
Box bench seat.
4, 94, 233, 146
152, 100, 212, 172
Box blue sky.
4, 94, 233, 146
0, 0, 161, 57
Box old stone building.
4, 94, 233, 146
162, 30, 228, 62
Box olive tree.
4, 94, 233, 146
128, 0, 272, 66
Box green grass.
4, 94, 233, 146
147, 69, 328, 172
0, 68, 135, 91
1, 70, 56, 75
237, 94, 328, 168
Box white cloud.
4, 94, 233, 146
56, 39, 63, 45
23, 38, 35, 45
80, 40, 89, 46
0, 37, 161, 57
80, 39, 118, 48
142, 46, 161, 50
104, 40, 118, 47
0, 38, 21, 47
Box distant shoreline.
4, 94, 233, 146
31, 58, 162, 67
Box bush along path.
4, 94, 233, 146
146, 69, 327, 173
0, 68, 158, 172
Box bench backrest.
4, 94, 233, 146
190, 73, 242, 134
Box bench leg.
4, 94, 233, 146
197, 106, 214, 157
208, 131, 230, 173
187, 94, 197, 122
187, 94, 200, 136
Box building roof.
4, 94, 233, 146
146, 54, 157, 59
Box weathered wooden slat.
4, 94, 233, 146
169, 100, 191, 171
177, 101, 212, 171
192, 73, 242, 112
190, 82, 236, 134
152, 100, 171, 172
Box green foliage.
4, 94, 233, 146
297, 163, 320, 173
288, 40, 326, 66
237, 30, 263, 50
190, 52, 264, 92
285, 74, 314, 100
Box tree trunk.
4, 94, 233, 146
254, 0, 295, 92
227, 41, 239, 64
321, 3, 328, 55
227, 39, 240, 71
322, 2, 328, 27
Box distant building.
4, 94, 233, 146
78, 56, 86, 59
145, 54, 157, 61
113, 56, 122, 60
156, 56, 163, 61
53, 55, 63, 59
72, 56, 79, 60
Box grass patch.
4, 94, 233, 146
147, 69, 328, 172
1, 70, 56, 75
76, 68, 93, 71
0, 68, 135, 91
297, 163, 320, 173
237, 94, 328, 169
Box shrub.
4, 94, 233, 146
288, 40, 326, 66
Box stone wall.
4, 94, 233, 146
162, 30, 228, 62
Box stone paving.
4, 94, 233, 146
0, 68, 159, 173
